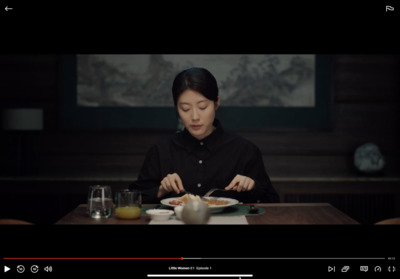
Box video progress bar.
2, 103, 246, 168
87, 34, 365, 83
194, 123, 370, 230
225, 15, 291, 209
148, 275, 252, 278
183, 257, 386, 260
3, 257, 183, 260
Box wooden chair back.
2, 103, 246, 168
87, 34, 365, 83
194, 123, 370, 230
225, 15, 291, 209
374, 217, 400, 225
0, 218, 34, 225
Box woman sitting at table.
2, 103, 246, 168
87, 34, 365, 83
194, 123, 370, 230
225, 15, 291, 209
130, 67, 280, 204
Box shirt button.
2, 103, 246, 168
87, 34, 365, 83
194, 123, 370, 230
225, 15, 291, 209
197, 183, 202, 187
199, 160, 203, 164
200, 142, 204, 146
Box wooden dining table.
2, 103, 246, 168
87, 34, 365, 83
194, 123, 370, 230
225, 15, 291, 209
55, 203, 359, 225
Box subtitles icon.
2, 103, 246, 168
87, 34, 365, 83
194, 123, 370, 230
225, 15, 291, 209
386, 5, 394, 12
360, 266, 369, 272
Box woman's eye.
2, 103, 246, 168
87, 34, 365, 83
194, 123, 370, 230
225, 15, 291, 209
199, 106, 207, 110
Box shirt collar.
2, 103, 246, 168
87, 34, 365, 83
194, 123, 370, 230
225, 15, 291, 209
173, 119, 224, 153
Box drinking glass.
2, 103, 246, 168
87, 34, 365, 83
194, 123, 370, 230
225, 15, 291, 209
115, 189, 142, 219
87, 185, 113, 218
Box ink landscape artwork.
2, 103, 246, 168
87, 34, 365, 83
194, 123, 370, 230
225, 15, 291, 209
60, 54, 330, 129
77, 54, 315, 108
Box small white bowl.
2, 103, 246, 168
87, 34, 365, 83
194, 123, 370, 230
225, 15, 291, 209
146, 209, 174, 221
174, 205, 184, 220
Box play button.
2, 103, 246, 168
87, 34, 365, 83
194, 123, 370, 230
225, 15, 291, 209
4, 266, 11, 273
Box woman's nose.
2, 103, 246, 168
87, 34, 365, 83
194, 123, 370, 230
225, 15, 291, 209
192, 108, 199, 121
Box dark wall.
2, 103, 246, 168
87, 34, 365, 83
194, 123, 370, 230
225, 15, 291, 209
0, 55, 399, 224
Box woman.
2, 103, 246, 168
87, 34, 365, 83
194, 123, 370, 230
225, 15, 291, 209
130, 67, 279, 204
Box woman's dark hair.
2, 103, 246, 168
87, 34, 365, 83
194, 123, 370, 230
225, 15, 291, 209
172, 67, 219, 106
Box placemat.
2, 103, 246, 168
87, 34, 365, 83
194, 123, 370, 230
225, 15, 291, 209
149, 215, 248, 225
142, 204, 265, 217
213, 205, 266, 216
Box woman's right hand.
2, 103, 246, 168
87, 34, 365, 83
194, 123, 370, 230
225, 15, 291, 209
157, 173, 184, 198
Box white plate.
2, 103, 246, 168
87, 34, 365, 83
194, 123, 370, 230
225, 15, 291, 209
160, 196, 239, 213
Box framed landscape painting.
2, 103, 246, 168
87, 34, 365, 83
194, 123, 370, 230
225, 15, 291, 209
60, 54, 331, 131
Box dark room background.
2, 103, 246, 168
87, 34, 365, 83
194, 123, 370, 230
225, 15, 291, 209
0, 54, 399, 224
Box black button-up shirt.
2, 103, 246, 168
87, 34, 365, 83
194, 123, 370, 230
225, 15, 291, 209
130, 119, 280, 204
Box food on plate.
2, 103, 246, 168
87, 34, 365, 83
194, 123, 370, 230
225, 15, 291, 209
168, 193, 229, 206
169, 200, 183, 206
168, 193, 201, 205
206, 198, 230, 206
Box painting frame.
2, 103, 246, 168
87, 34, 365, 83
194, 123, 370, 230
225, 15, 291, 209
59, 55, 332, 131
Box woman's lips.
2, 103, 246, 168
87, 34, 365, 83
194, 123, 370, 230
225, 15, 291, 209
191, 125, 202, 130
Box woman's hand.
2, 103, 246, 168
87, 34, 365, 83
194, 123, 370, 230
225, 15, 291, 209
225, 174, 255, 192
157, 173, 184, 198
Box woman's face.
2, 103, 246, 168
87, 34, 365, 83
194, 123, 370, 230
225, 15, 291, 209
177, 89, 220, 140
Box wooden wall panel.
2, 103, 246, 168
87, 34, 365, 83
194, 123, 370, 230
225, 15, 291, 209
34, 154, 145, 174
332, 103, 400, 134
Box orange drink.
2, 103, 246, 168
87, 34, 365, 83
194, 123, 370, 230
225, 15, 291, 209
115, 190, 142, 219
115, 206, 141, 219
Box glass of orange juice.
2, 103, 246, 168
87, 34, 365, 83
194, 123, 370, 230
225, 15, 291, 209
115, 189, 142, 219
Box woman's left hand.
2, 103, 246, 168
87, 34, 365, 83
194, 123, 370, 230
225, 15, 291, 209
225, 174, 255, 192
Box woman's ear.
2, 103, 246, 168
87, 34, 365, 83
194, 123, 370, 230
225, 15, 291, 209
215, 96, 221, 110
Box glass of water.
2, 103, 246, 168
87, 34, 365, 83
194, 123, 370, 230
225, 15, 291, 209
87, 185, 113, 218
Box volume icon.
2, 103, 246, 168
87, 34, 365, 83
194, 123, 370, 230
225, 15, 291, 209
44, 266, 53, 272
